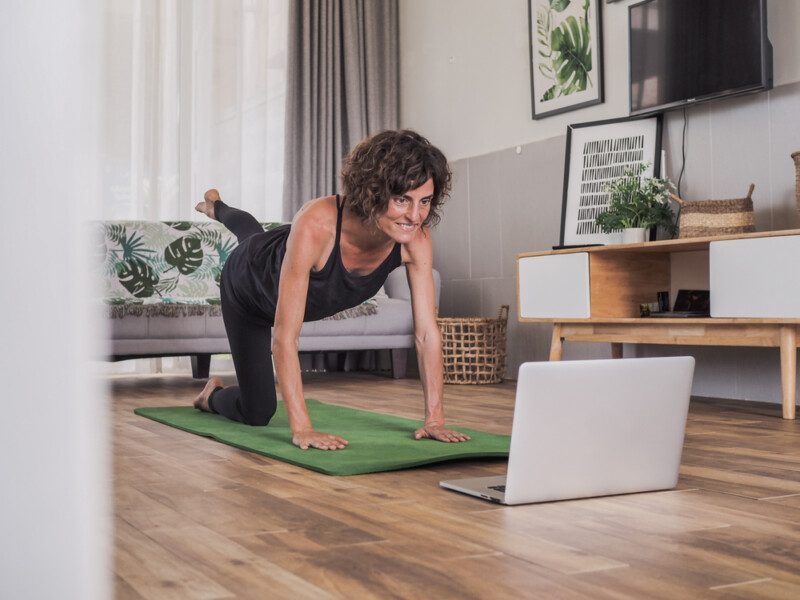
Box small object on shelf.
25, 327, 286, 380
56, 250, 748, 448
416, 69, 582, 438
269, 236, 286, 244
621, 227, 647, 244
673, 184, 755, 239
595, 163, 678, 244
792, 151, 800, 215
657, 291, 670, 313
639, 302, 661, 317
438, 305, 509, 384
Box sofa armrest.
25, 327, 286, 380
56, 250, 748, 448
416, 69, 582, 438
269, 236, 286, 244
383, 265, 441, 306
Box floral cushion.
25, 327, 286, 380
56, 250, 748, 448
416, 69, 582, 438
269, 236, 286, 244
97, 220, 281, 317
97, 220, 377, 320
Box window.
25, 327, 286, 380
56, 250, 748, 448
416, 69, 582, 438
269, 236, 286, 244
103, 0, 288, 222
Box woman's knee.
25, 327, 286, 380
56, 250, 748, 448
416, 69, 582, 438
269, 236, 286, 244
241, 402, 277, 426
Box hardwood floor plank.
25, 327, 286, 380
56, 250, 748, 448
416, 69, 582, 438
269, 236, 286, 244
139, 524, 335, 599
708, 578, 800, 599
115, 517, 233, 600
762, 494, 800, 509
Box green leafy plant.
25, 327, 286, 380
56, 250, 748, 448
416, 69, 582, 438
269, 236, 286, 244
595, 163, 678, 235
537, 0, 593, 102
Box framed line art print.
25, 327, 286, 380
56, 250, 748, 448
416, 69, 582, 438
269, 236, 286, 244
528, 0, 604, 119
559, 115, 663, 247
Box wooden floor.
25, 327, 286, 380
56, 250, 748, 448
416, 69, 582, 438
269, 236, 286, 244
112, 371, 800, 599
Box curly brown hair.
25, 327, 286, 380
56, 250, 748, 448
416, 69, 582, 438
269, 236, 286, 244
340, 129, 451, 227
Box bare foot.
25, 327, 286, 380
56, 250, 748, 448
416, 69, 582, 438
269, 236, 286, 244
193, 376, 223, 412
194, 189, 221, 220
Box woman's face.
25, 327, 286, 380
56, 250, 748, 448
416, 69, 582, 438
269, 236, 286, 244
374, 178, 434, 243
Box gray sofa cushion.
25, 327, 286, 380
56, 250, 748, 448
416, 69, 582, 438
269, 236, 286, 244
299, 298, 412, 337
109, 314, 223, 340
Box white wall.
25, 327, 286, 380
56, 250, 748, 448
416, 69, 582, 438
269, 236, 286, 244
400, 0, 800, 161
0, 2, 110, 599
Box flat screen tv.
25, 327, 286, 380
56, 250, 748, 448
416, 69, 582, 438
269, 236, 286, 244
629, 0, 773, 116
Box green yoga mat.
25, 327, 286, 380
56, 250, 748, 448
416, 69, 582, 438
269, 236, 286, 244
134, 399, 510, 476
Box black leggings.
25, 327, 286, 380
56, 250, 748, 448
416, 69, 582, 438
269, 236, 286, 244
208, 201, 278, 426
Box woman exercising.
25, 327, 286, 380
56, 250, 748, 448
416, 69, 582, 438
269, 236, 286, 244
192, 129, 470, 450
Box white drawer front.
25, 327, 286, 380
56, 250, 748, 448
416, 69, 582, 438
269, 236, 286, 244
710, 235, 800, 318
518, 253, 590, 318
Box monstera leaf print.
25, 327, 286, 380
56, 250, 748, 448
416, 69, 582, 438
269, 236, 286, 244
164, 221, 192, 231
536, 0, 593, 103
550, 13, 592, 95
116, 258, 160, 298
164, 236, 203, 275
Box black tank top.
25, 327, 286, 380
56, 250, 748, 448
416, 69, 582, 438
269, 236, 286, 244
221, 196, 402, 325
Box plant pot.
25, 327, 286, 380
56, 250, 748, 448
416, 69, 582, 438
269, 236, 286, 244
621, 227, 647, 244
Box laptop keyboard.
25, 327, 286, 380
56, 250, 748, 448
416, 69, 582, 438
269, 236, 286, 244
488, 485, 506, 493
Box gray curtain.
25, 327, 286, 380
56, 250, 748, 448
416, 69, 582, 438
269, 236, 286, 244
282, 0, 399, 220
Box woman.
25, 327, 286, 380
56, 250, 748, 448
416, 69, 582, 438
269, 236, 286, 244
192, 129, 470, 450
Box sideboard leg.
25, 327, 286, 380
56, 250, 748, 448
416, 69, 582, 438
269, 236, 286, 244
611, 343, 623, 359
780, 326, 797, 420
549, 324, 563, 361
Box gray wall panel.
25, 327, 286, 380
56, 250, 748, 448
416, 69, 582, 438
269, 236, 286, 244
466, 152, 504, 279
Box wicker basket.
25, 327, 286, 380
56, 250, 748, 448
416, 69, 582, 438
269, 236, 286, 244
438, 305, 509, 384
792, 151, 800, 214
673, 184, 756, 238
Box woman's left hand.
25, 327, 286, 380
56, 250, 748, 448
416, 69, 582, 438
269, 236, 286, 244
414, 424, 471, 443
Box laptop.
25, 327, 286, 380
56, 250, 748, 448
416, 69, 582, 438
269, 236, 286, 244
440, 357, 695, 505
649, 289, 710, 318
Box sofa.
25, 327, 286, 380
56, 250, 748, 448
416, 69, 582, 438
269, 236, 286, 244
98, 220, 440, 379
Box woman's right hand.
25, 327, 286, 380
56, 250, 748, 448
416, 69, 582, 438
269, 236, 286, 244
292, 430, 349, 451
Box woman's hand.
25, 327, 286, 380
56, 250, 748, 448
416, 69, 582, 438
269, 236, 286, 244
414, 424, 471, 443
292, 430, 349, 451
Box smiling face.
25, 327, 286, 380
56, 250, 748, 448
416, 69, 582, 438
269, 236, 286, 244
374, 178, 434, 243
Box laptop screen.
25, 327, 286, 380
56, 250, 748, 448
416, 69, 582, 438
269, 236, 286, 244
673, 290, 710, 313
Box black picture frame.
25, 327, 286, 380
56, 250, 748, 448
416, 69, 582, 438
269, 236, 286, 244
559, 114, 663, 247
528, 0, 605, 120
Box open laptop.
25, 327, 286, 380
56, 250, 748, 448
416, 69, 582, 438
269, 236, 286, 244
650, 289, 710, 318
440, 357, 695, 505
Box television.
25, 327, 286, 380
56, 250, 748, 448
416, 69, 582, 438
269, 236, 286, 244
629, 0, 773, 116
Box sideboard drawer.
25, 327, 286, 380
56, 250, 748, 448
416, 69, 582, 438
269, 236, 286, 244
518, 253, 590, 319
710, 235, 800, 318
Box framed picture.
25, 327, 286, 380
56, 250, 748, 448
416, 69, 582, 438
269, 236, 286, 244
528, 0, 604, 119
559, 115, 663, 246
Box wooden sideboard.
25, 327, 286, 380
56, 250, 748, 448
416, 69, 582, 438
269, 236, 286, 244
517, 229, 800, 419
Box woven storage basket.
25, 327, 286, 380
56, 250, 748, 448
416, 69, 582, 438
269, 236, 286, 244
792, 151, 800, 214
437, 305, 509, 385
673, 184, 755, 238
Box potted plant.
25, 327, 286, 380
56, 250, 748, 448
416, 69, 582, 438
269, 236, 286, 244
595, 163, 678, 243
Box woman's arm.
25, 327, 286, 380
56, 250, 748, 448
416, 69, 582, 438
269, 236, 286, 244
403, 229, 470, 443
273, 203, 348, 450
